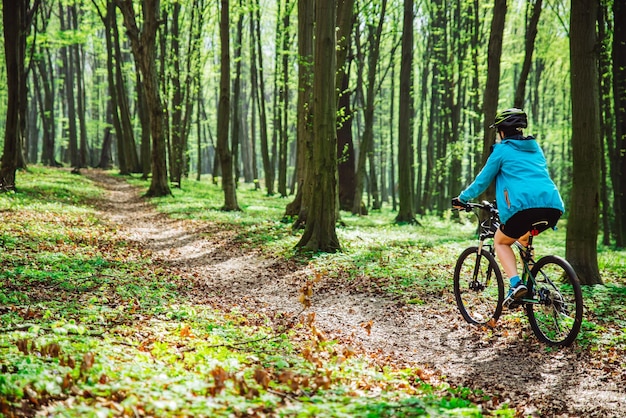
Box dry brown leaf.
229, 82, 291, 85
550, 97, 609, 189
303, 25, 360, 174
253, 368, 271, 389
361, 320, 373, 336
180, 324, 192, 338
210, 366, 229, 396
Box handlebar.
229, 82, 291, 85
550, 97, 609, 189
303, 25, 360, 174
451, 199, 497, 214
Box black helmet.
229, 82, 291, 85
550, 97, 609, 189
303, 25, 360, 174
490, 108, 527, 130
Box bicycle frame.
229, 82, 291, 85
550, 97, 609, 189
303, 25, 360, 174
513, 229, 557, 308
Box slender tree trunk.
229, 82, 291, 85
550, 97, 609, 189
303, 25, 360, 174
598, 1, 611, 246
36, 48, 58, 166
285, 0, 314, 219
566, 0, 602, 284
514, 0, 542, 108
352, 0, 387, 215
217, 0, 240, 211
70, 6, 88, 168
170, 2, 184, 187
337, 73, 356, 212
480, 0, 506, 202
98, 100, 114, 169
113, 11, 140, 174
612, 0, 626, 247
277, 0, 292, 197
252, 0, 274, 195
395, 0, 416, 224
232, 0, 244, 187
60, 4, 80, 170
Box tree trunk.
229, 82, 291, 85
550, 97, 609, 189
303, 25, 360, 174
70, 5, 88, 168
217, 0, 240, 211
513, 0, 542, 108
285, 0, 314, 219
35, 47, 58, 166
112, 9, 141, 175
277, 0, 292, 197
480, 0, 506, 201
1, 0, 38, 190
352, 0, 387, 215
170, 2, 184, 187
252, 0, 274, 195
598, 1, 611, 246
337, 73, 356, 212
60, 4, 80, 170
612, 0, 626, 247
296, 0, 340, 252
232, 0, 244, 187
566, 0, 602, 284
395, 0, 416, 224
116, 0, 171, 197
93, 0, 124, 170
98, 100, 114, 169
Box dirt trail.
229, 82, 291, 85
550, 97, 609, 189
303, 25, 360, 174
87, 170, 625, 418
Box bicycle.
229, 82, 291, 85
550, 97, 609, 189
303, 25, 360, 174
452, 201, 583, 347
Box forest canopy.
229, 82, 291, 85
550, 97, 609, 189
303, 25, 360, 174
0, 0, 624, 260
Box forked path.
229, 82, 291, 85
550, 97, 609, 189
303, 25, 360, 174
87, 170, 624, 418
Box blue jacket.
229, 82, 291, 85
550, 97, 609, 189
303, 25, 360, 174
459, 136, 564, 224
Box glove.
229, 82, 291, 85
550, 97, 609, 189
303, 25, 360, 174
451, 197, 470, 211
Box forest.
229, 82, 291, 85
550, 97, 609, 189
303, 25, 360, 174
0, 0, 624, 280
1, 1, 626, 416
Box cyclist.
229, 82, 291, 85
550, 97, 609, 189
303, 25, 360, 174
452, 108, 564, 305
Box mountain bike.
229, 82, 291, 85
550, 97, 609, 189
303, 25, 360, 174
452, 201, 583, 347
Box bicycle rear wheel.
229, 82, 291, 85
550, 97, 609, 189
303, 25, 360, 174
453, 246, 504, 325
526, 255, 583, 346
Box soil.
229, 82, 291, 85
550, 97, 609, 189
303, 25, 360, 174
86, 169, 625, 418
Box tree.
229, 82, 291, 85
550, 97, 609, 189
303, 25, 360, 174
295, 0, 340, 252
482, 0, 506, 165
477, 0, 506, 203
352, 0, 388, 215
395, 0, 416, 224
217, 0, 240, 211
251, 0, 274, 195
612, 0, 626, 247
0, 0, 40, 190
116, 0, 171, 197
33, 1, 59, 167
513, 0, 543, 108
284, 0, 314, 220
566, 0, 602, 284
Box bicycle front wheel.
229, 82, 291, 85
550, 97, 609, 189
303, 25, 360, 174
526, 255, 583, 347
453, 246, 504, 325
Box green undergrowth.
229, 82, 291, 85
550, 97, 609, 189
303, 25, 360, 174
2, 167, 625, 416
0, 167, 506, 417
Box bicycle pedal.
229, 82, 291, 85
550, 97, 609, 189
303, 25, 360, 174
504, 299, 522, 310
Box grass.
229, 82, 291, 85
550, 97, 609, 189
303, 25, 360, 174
0, 166, 505, 417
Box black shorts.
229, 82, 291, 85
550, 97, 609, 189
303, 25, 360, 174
500, 208, 562, 239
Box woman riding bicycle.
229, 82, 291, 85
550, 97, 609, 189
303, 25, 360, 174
452, 108, 564, 305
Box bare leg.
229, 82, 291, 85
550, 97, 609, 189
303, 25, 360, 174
494, 229, 518, 280
517, 231, 530, 249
